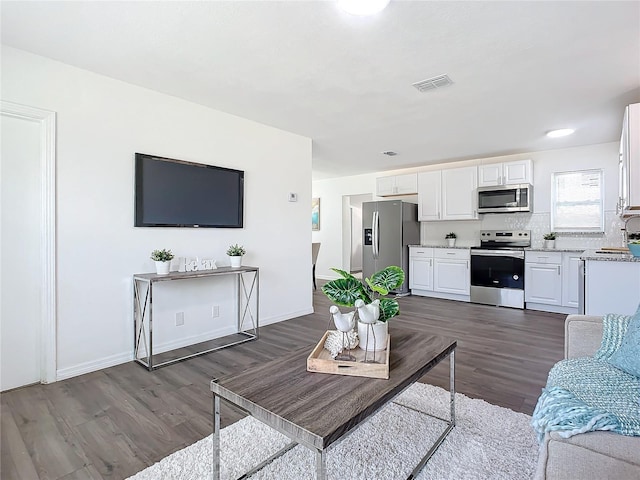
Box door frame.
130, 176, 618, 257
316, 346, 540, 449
1, 100, 57, 384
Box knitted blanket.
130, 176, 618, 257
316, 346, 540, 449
532, 313, 640, 442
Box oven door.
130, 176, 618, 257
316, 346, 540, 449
470, 249, 525, 308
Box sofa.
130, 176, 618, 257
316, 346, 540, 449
534, 314, 640, 479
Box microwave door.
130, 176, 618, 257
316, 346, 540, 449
479, 189, 518, 209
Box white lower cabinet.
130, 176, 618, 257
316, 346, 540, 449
525, 251, 581, 314
410, 247, 470, 301
409, 247, 434, 291
585, 260, 640, 316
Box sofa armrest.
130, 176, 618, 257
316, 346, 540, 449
565, 315, 603, 359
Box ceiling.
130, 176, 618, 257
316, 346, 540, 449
2, 1, 639, 180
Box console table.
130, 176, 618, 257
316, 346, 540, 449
133, 266, 259, 370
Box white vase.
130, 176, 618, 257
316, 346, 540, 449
544, 240, 555, 249
447, 238, 456, 247
357, 321, 388, 351
229, 255, 243, 268
155, 260, 170, 275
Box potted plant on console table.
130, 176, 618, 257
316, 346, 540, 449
150, 248, 174, 275
227, 244, 246, 268
321, 266, 404, 353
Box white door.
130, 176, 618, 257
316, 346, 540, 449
562, 254, 582, 308
441, 166, 478, 220
417, 171, 441, 221
409, 257, 433, 291
434, 259, 469, 295
478, 163, 503, 186
1, 114, 42, 391
503, 160, 532, 184
525, 263, 562, 305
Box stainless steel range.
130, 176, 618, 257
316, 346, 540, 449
470, 230, 531, 309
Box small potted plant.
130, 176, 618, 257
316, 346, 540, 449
150, 248, 174, 275
445, 232, 457, 247
543, 232, 556, 249
226, 244, 246, 268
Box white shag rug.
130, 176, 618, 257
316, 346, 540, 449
128, 383, 539, 480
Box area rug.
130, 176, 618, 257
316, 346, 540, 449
128, 383, 539, 480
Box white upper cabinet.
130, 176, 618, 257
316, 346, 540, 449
478, 159, 532, 187
441, 166, 478, 220
376, 173, 418, 197
418, 166, 477, 221
618, 103, 640, 216
417, 171, 441, 221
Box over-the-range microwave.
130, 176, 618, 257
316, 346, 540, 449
477, 183, 532, 214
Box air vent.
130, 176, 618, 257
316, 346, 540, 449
412, 74, 453, 93
382, 151, 398, 156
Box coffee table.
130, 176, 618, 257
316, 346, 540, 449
210, 328, 456, 479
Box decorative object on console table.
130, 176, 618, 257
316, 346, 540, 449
543, 232, 556, 249
226, 244, 246, 268
445, 232, 457, 247
628, 240, 640, 257
150, 248, 174, 275
321, 265, 404, 364
329, 305, 357, 361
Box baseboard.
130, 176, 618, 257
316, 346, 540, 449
56, 351, 133, 381
55, 308, 314, 381
261, 307, 314, 326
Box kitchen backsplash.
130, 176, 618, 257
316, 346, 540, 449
420, 211, 627, 249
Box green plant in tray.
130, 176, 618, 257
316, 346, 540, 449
321, 266, 405, 322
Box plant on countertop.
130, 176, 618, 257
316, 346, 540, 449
150, 249, 174, 262
543, 232, 556, 240
321, 266, 405, 322
226, 244, 246, 256
628, 233, 640, 242
445, 232, 457, 239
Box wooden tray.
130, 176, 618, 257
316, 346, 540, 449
307, 330, 390, 379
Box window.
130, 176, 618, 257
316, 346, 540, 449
551, 169, 604, 232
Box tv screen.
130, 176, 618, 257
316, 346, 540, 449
135, 153, 244, 228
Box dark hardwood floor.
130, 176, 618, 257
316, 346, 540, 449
1, 285, 565, 479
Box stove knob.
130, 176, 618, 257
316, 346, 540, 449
518, 233, 523, 236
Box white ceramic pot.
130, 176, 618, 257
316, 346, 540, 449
155, 260, 171, 275
357, 320, 388, 351
229, 255, 243, 268
544, 240, 555, 249
447, 238, 456, 247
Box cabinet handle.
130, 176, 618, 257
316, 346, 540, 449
447, 252, 456, 255
557, 265, 561, 275
430, 259, 432, 267
466, 260, 469, 269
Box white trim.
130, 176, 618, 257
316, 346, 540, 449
56, 351, 132, 381
261, 307, 314, 326
1, 101, 57, 384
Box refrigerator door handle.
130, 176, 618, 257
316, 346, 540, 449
372, 210, 379, 259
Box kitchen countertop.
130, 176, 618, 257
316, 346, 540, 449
525, 248, 585, 253
581, 249, 640, 262
409, 244, 477, 249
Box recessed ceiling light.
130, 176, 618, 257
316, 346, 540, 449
337, 0, 391, 16
546, 128, 575, 138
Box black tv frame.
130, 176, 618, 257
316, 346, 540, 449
134, 153, 244, 228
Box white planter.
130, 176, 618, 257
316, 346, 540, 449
155, 260, 171, 275
544, 240, 556, 249
447, 238, 456, 247
357, 321, 388, 351
229, 255, 243, 268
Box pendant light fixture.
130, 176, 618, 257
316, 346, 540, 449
337, 0, 391, 16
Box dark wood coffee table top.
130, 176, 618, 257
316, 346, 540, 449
210, 327, 456, 450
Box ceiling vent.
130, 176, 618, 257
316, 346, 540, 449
412, 74, 453, 93
382, 151, 398, 156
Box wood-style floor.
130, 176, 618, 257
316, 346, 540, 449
1, 285, 565, 479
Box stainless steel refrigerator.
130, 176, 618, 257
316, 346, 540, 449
362, 200, 419, 294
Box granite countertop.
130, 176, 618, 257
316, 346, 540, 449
581, 249, 640, 262
409, 244, 476, 250
525, 248, 586, 253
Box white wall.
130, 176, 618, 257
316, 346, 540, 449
313, 142, 621, 279
1, 47, 313, 379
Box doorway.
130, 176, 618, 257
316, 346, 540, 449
341, 193, 372, 275
1, 101, 56, 391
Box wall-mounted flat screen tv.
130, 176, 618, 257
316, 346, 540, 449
135, 153, 244, 228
